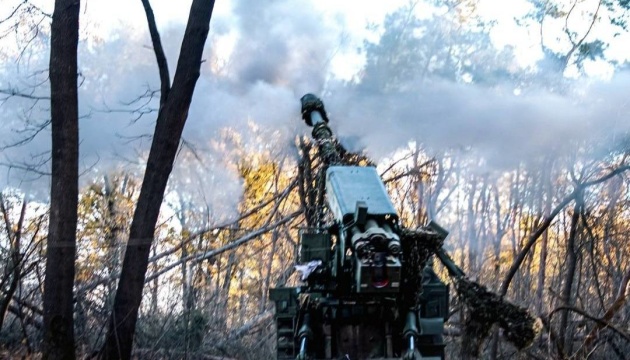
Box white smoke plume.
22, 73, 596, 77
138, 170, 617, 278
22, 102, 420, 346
326, 74, 630, 168
0, 0, 628, 204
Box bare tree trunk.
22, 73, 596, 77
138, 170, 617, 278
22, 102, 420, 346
0, 194, 27, 329
177, 200, 192, 312
522, 169, 540, 301
466, 176, 478, 274
104, 175, 125, 310
559, 197, 582, 353
260, 229, 278, 313
218, 251, 236, 327
500, 165, 630, 297
100, 1, 216, 358
579, 267, 630, 356
536, 160, 553, 314
42, 0, 80, 359
412, 145, 427, 227
499, 190, 577, 297
151, 246, 159, 312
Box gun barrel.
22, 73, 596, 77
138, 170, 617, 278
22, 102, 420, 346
300, 93, 340, 166
300, 93, 329, 127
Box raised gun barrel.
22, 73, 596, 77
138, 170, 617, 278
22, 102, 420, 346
300, 93, 329, 127
299, 93, 339, 166
270, 94, 450, 360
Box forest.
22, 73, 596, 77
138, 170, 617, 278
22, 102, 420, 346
0, 0, 629, 359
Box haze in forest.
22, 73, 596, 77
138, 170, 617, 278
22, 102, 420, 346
1, 1, 630, 359
0, 0, 628, 201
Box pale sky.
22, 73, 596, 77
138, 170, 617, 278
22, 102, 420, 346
75, 0, 416, 79
2, 0, 627, 83
8, 0, 626, 80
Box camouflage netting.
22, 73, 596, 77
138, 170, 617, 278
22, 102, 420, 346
337, 143, 375, 167
455, 277, 540, 356
311, 123, 341, 166
400, 227, 445, 309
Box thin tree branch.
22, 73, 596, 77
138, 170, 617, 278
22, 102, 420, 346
0, 88, 50, 101
500, 164, 630, 296
500, 188, 577, 296
578, 267, 630, 354
548, 306, 630, 344
140, 0, 170, 106
144, 210, 302, 283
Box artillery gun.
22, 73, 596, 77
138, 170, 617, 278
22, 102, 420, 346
269, 94, 537, 360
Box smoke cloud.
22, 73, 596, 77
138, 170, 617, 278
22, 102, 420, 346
326, 75, 630, 168
0, 0, 629, 206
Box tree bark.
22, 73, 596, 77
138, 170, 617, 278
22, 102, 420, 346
499, 190, 577, 296
0, 194, 27, 329
559, 198, 582, 353
43, 0, 80, 359
466, 176, 478, 274
536, 160, 553, 314
99, 1, 215, 359
103, 175, 125, 310
578, 267, 630, 356
499, 165, 630, 296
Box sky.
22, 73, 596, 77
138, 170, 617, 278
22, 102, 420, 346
0, 0, 629, 210
75, 0, 544, 76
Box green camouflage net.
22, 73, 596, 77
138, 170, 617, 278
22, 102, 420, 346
456, 277, 540, 356
400, 227, 445, 309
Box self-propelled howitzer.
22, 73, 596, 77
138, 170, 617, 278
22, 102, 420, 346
269, 94, 450, 360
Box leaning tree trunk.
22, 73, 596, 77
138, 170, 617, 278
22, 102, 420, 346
559, 197, 582, 354
43, 0, 80, 359
99, 1, 215, 359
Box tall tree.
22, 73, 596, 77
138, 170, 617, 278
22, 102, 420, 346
42, 0, 80, 359
526, 0, 630, 76
100, 0, 216, 358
